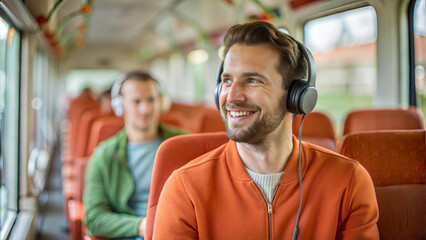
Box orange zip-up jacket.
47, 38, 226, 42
153, 136, 379, 240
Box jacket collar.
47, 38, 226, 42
114, 128, 129, 167
113, 123, 183, 166
226, 135, 309, 184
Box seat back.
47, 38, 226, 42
145, 132, 229, 240
343, 107, 425, 135
75, 157, 89, 202
337, 130, 425, 186
375, 184, 425, 240
87, 116, 124, 156
75, 109, 104, 158
292, 111, 336, 151
68, 101, 100, 158
196, 107, 226, 133
167, 103, 225, 133
337, 130, 425, 239
159, 111, 188, 130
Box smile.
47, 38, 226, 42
228, 110, 255, 118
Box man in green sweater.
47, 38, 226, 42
83, 71, 187, 239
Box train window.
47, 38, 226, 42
304, 6, 377, 137
29, 47, 58, 192
32, 48, 56, 150
0, 16, 20, 236
413, 0, 426, 116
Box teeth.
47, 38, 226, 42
230, 111, 252, 117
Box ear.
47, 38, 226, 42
160, 95, 171, 113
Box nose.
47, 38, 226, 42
138, 101, 153, 114
226, 80, 245, 104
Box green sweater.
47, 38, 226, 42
83, 124, 187, 238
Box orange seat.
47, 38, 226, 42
343, 107, 424, 135
337, 130, 425, 239
66, 91, 98, 119
62, 107, 102, 223
87, 116, 124, 156
292, 111, 336, 151
159, 111, 187, 130
63, 110, 109, 192
167, 103, 225, 133
145, 132, 229, 240
168, 103, 202, 132
76, 109, 113, 158
196, 107, 226, 133
68, 200, 84, 240
169, 102, 199, 117
68, 158, 89, 240
66, 100, 100, 160
67, 116, 123, 240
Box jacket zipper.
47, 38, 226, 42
263, 185, 280, 240
267, 202, 273, 240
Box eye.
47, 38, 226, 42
221, 77, 232, 86
248, 78, 262, 84
147, 97, 155, 103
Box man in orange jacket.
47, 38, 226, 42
153, 21, 379, 240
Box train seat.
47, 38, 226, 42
145, 132, 229, 240
62, 109, 109, 181
64, 100, 100, 162
68, 116, 126, 240
342, 107, 425, 135
337, 130, 425, 240
87, 116, 125, 156
167, 103, 225, 133
169, 102, 200, 117
159, 111, 188, 130
195, 106, 226, 133
66, 116, 123, 240
292, 111, 336, 151
68, 157, 89, 240
66, 90, 98, 118
76, 109, 113, 158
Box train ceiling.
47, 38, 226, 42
24, 0, 319, 69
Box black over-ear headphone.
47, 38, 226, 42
111, 71, 163, 116
214, 35, 318, 115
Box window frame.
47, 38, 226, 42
0, 8, 21, 240
407, 0, 417, 106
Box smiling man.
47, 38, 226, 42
153, 22, 379, 240
83, 71, 187, 240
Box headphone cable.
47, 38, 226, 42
292, 113, 306, 240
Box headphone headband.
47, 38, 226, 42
111, 71, 162, 99
285, 34, 316, 87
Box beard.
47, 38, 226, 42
221, 96, 287, 144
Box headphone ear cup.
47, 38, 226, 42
287, 80, 317, 115
111, 96, 124, 116
215, 62, 224, 110
299, 85, 318, 114
160, 94, 172, 113
287, 80, 305, 114
215, 81, 222, 110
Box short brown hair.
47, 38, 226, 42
114, 71, 162, 96
223, 21, 307, 90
